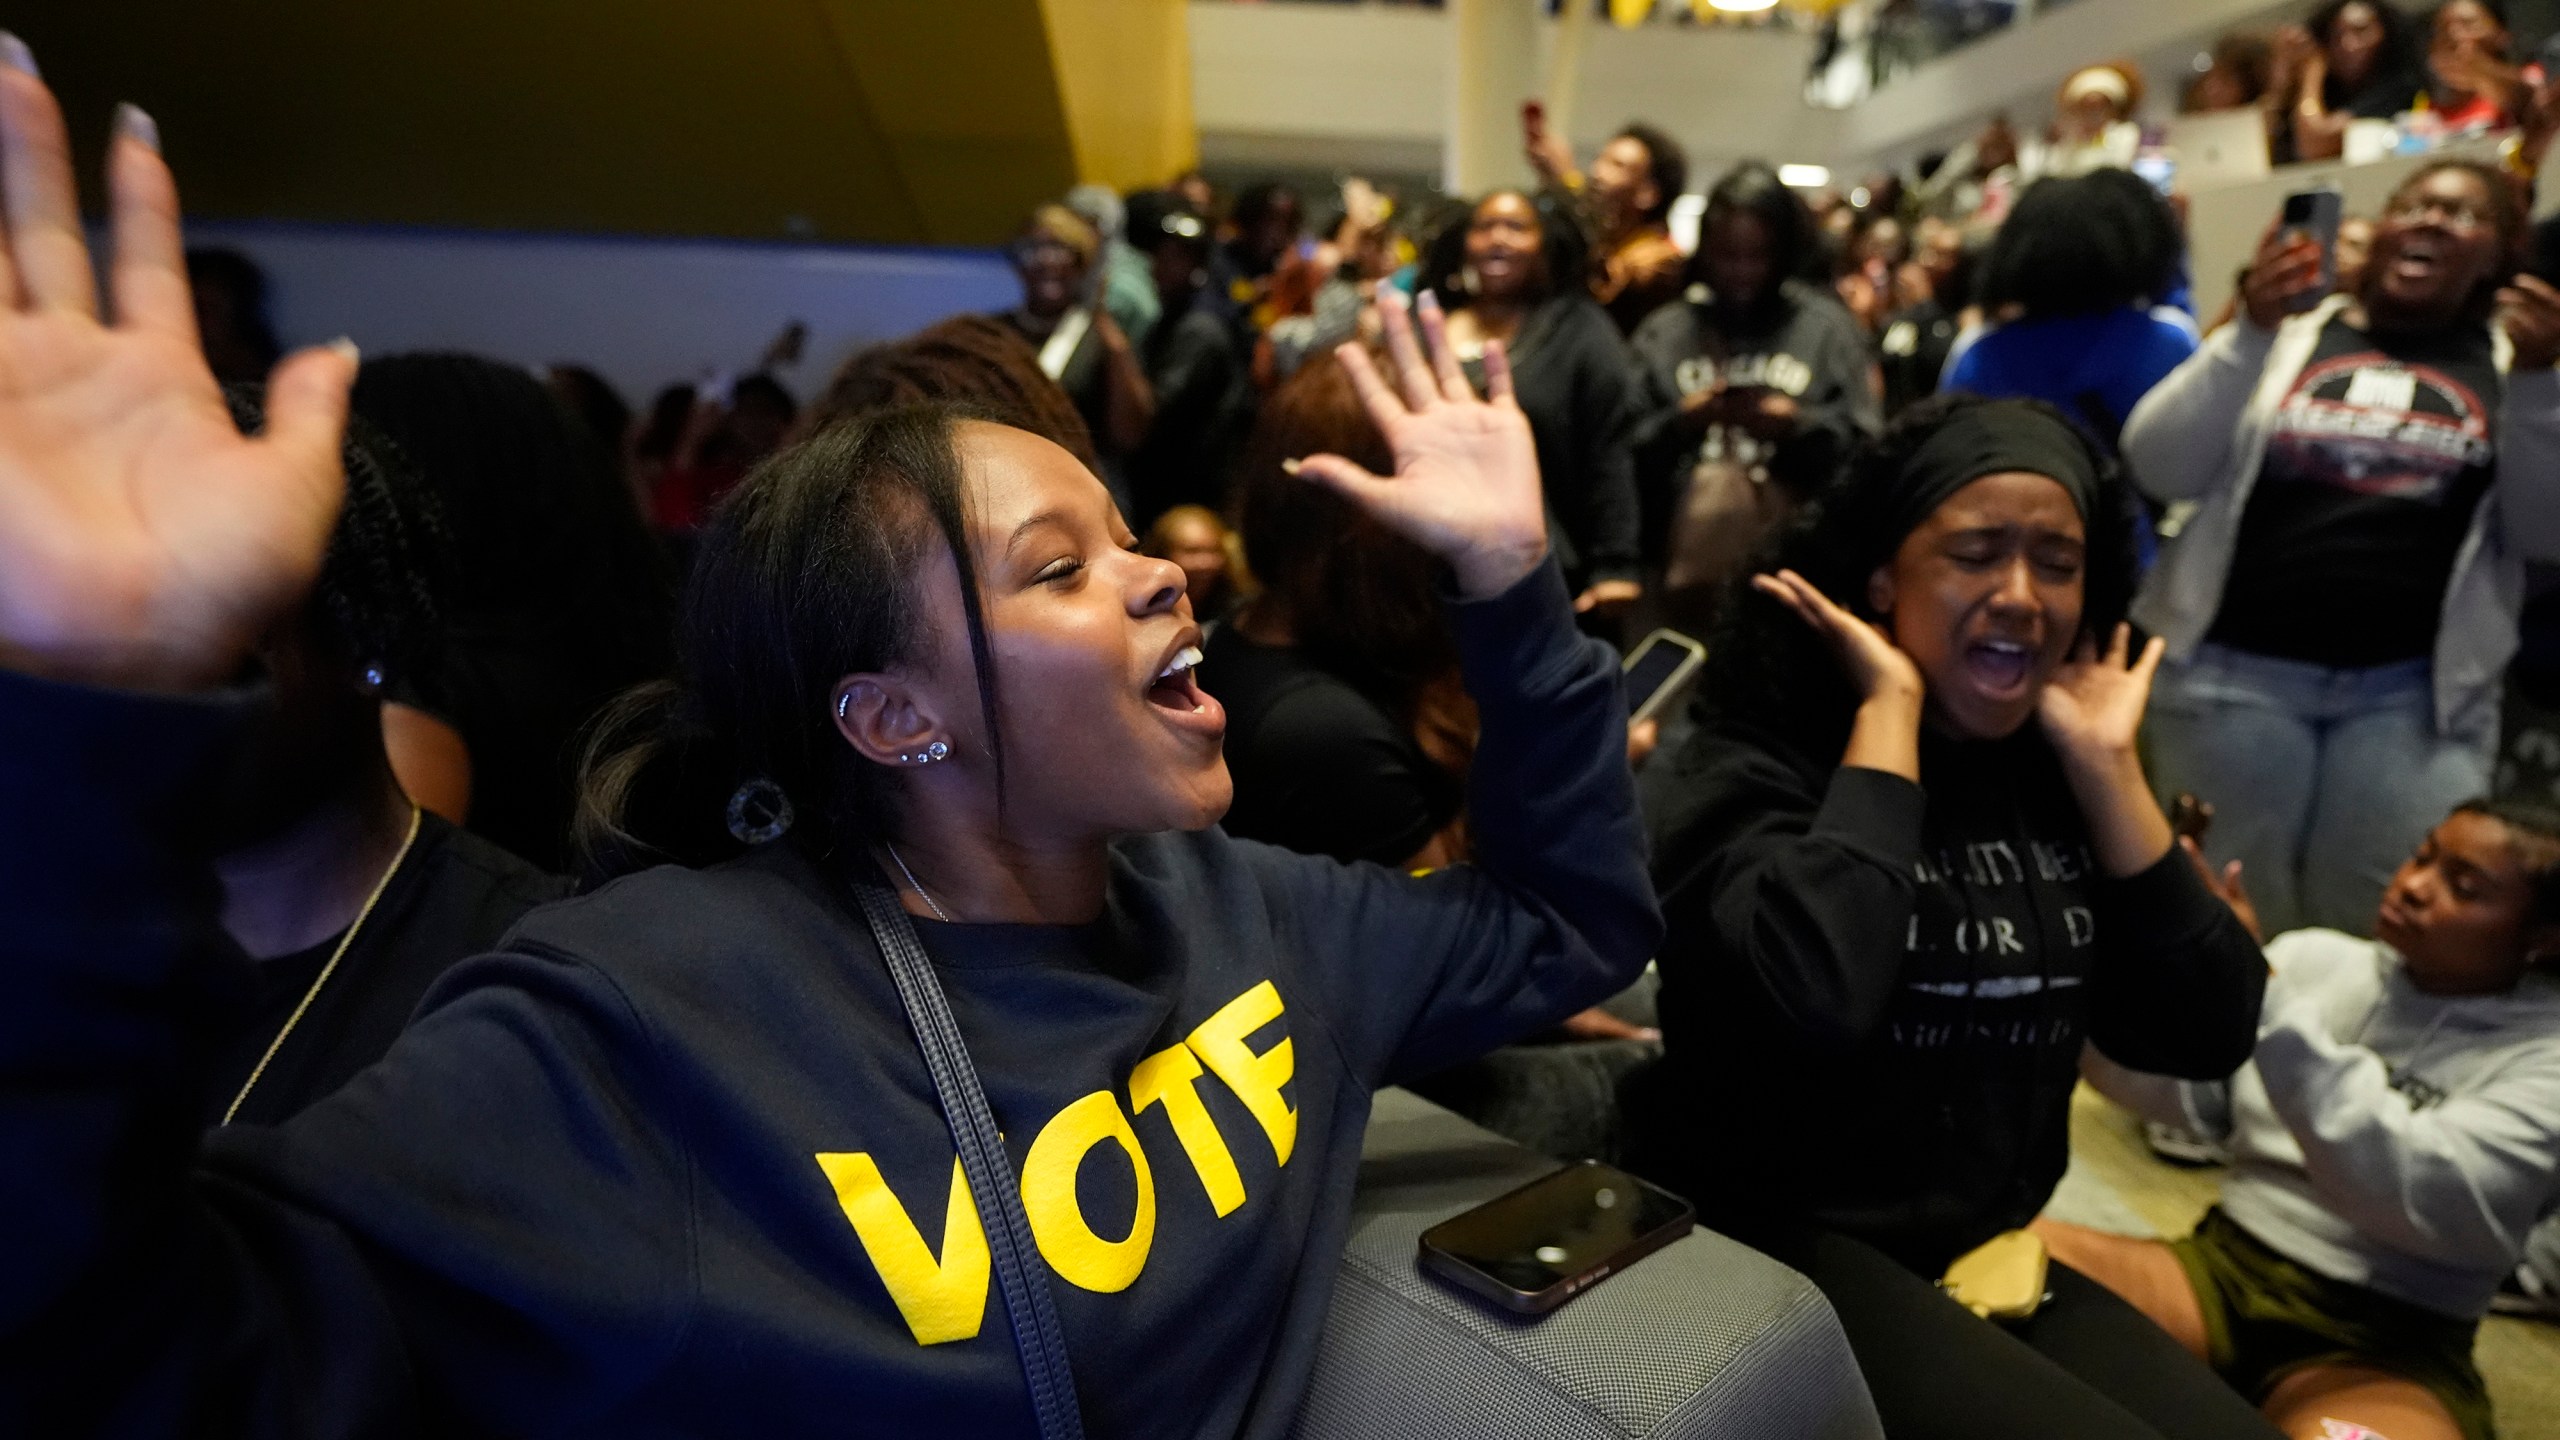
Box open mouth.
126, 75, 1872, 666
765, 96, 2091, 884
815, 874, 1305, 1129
1146, 639, 1226, 739
1962, 639, 2036, 699
1150, 644, 1207, 712
2388, 236, 2443, 284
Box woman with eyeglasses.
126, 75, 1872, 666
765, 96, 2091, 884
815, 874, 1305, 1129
2127, 159, 2560, 939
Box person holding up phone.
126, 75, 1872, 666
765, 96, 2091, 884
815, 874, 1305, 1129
2127, 160, 2560, 940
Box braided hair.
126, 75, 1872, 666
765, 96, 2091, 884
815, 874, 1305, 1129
807, 314, 1101, 470
221, 386, 450, 698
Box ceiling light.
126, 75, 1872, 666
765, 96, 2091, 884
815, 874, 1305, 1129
1706, 0, 1780, 11
1778, 164, 1831, 188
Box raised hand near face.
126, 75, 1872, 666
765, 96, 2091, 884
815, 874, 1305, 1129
0, 40, 356, 694
2037, 623, 2164, 766
1291, 290, 1548, 601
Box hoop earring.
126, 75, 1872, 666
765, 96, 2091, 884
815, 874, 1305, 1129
725, 776, 796, 845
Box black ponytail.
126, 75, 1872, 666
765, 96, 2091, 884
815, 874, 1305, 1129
575, 404, 1008, 882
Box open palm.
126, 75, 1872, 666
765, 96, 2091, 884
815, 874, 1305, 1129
1292, 290, 1548, 601
2038, 624, 2164, 763
0, 61, 353, 693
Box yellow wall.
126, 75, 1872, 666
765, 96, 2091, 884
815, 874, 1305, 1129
1038, 0, 1198, 193
20, 0, 1191, 247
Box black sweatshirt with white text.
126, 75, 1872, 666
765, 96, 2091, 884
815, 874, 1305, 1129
1643, 721, 2264, 1271
0, 560, 1658, 1440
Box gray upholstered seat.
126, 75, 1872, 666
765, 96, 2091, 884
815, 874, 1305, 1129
1296, 1088, 1883, 1440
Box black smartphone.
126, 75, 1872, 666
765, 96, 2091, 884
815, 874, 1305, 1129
2278, 188, 2342, 314
1418, 1160, 1695, 1316
1621, 627, 1707, 724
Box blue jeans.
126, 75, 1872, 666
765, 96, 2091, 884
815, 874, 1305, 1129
2144, 644, 2495, 937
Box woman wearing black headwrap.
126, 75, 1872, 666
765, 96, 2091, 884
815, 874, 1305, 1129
1634, 395, 2274, 1439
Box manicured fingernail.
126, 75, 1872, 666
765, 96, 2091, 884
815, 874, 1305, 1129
326, 336, 360, 364
0, 32, 36, 77
113, 103, 158, 153
1281, 457, 1303, 475
1417, 289, 1441, 311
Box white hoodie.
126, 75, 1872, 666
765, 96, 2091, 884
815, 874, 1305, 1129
2089, 928, 2560, 1318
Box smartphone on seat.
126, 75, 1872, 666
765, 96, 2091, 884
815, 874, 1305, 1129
1418, 1160, 1695, 1316
2277, 188, 2343, 313
1622, 627, 1707, 724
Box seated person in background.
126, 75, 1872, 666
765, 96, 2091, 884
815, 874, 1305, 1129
1628, 161, 1880, 617
1637, 394, 2273, 1440
996, 203, 1154, 492
1203, 352, 1654, 1050
2032, 63, 2147, 178
1523, 109, 1691, 337
1141, 503, 1250, 628
208, 393, 566, 1127
2047, 798, 2560, 1440
1202, 354, 1478, 871
2421, 0, 2530, 134
2130, 160, 2560, 939
352, 352, 677, 874
1418, 192, 1646, 619
1942, 168, 2196, 453
2274, 0, 2424, 163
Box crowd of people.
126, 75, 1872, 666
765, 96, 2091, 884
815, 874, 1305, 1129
8, 6, 2560, 1440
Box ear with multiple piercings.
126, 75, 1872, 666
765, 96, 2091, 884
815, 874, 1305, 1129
836, 691, 950, 765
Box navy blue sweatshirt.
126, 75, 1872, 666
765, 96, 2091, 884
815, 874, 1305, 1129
0, 560, 1657, 1439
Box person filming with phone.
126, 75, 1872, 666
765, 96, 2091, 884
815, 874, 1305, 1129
2129, 160, 2560, 941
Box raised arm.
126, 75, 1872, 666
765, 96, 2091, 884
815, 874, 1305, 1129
2119, 222, 2315, 504
0, 53, 695, 1431
1272, 292, 1659, 1080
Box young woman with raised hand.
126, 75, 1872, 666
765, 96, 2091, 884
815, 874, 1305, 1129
0, 53, 1656, 1439
2127, 159, 2560, 940
1636, 394, 2274, 1440
2049, 798, 2560, 1440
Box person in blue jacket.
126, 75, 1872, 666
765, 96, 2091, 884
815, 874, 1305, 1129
1941, 168, 2199, 453
0, 52, 1657, 1440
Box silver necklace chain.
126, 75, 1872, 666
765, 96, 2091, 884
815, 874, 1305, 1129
884, 841, 953, 923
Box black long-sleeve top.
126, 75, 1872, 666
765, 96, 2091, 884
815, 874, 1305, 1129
1640, 720, 2264, 1272
0, 560, 1656, 1439
1464, 295, 1643, 589
1625, 282, 1881, 560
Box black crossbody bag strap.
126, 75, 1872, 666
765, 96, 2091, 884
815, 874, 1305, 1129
849, 879, 1087, 1440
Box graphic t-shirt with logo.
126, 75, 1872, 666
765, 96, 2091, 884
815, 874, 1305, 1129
2210, 317, 2501, 668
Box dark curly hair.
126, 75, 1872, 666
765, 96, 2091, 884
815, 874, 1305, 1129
1976, 168, 2182, 317
1690, 392, 2139, 764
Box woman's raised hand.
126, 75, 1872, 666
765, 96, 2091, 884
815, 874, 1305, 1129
2239, 218, 2326, 331
0, 48, 355, 694
2038, 623, 2164, 766
1292, 290, 1547, 601
1751, 568, 1923, 705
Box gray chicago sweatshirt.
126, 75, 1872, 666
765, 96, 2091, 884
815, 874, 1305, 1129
2088, 929, 2560, 1319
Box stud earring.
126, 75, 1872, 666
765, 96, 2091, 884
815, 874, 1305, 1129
836, 693, 851, 721
924, 740, 950, 762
